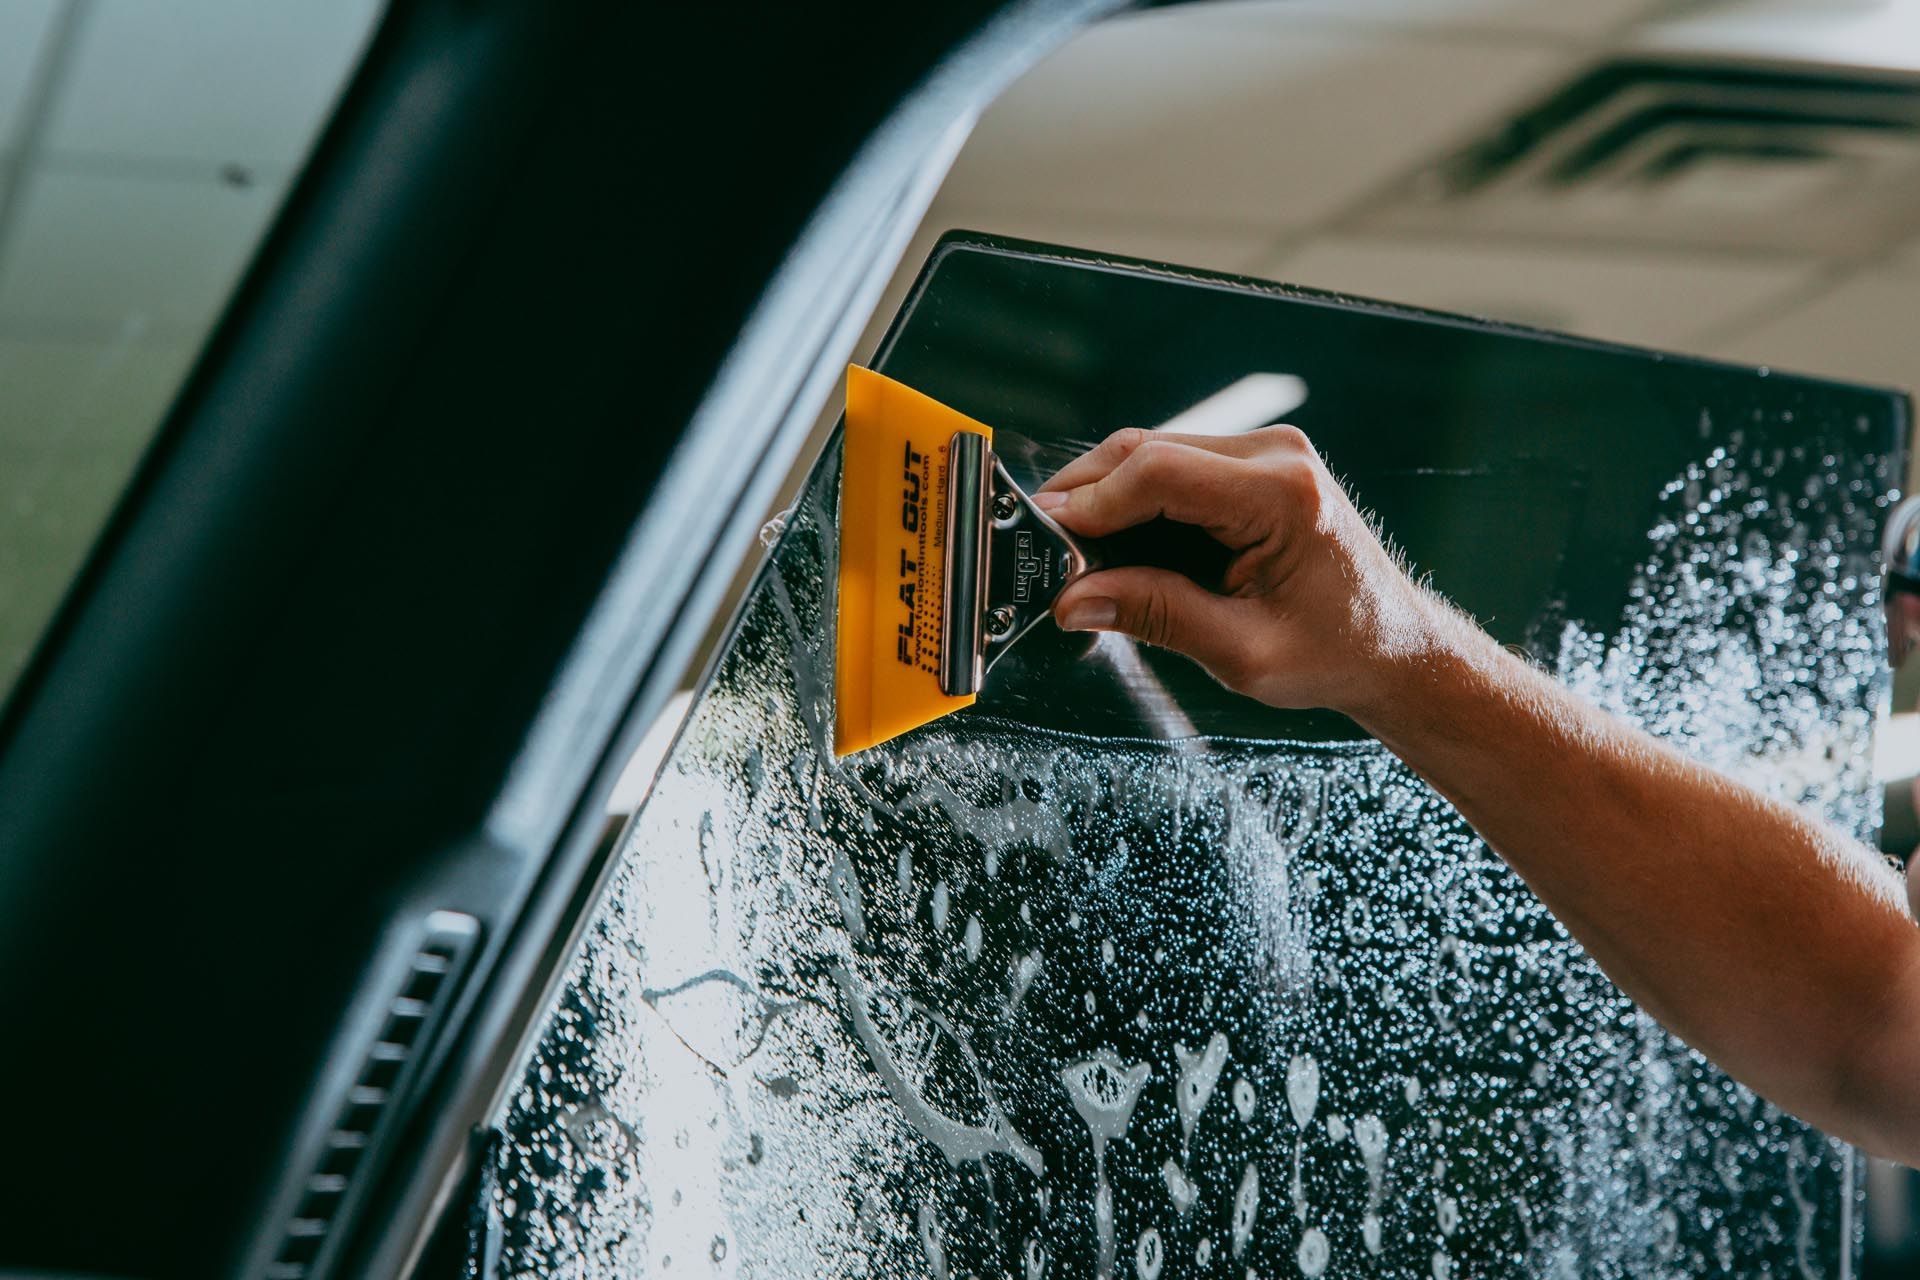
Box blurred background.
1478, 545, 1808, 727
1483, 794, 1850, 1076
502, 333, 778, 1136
5, 0, 1920, 1271
0, 0, 381, 698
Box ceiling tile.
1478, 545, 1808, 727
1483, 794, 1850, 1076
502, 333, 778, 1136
1259, 235, 1820, 351
1639, 0, 1920, 76
940, 11, 1572, 232
1187, 0, 1663, 40
44, 0, 383, 170
0, 335, 195, 689
0, 169, 278, 340
0, 0, 60, 148
922, 204, 1277, 275
0, 334, 194, 450
1710, 272, 1920, 395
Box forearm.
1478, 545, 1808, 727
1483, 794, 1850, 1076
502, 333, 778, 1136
1352, 604, 1920, 1158
1039, 423, 1920, 1157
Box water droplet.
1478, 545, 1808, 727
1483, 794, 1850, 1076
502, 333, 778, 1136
1231, 1161, 1260, 1258
1135, 1228, 1164, 1280
758, 505, 793, 547
1175, 1032, 1230, 1150
1297, 1227, 1331, 1276
829, 848, 867, 943
1286, 1055, 1320, 1128
919, 1199, 950, 1280
1011, 950, 1044, 1008
1161, 1158, 1197, 1215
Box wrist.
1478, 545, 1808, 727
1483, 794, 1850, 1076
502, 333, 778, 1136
1341, 590, 1491, 741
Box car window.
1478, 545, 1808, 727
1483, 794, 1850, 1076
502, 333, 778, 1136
0, 0, 385, 701
490, 236, 1900, 1277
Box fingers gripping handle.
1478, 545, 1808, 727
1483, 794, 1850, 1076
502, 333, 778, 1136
1086, 517, 1236, 595
942, 434, 1235, 696
941, 433, 1089, 695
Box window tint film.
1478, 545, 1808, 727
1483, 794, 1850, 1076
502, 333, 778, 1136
0, 0, 385, 701
492, 235, 1904, 1277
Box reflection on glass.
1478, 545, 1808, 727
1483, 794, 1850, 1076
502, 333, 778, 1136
490, 240, 1896, 1278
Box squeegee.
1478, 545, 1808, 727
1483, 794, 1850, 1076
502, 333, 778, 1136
834, 366, 1095, 755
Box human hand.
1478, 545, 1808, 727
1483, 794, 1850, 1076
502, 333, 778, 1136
1035, 426, 1450, 721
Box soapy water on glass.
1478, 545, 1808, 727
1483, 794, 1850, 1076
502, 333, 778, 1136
492, 415, 1890, 1278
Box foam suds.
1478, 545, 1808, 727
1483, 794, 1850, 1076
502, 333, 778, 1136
1160, 1158, 1196, 1215
1011, 949, 1044, 1010
1063, 1051, 1152, 1278
1298, 1225, 1331, 1277
1135, 1226, 1163, 1280
1232, 1160, 1261, 1259
919, 1198, 949, 1280
1174, 1031, 1229, 1159
1356, 1113, 1388, 1256
491, 422, 1886, 1277
832, 964, 1043, 1177
1287, 1053, 1320, 1222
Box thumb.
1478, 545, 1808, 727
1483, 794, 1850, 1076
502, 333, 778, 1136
1053, 566, 1245, 668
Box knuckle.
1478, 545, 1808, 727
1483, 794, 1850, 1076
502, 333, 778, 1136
1256, 423, 1314, 456
1127, 439, 1177, 480
1276, 460, 1324, 519
1103, 426, 1149, 459
1277, 423, 1314, 453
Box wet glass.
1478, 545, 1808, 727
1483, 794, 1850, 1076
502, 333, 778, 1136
492, 235, 1905, 1278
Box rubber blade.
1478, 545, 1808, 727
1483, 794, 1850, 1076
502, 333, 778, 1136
834, 366, 992, 755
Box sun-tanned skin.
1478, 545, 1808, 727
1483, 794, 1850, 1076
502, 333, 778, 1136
1034, 424, 1920, 1167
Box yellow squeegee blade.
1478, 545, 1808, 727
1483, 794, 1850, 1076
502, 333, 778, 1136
834, 365, 992, 756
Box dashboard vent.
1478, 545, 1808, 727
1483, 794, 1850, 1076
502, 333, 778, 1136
260, 912, 479, 1280
1362, 60, 1920, 256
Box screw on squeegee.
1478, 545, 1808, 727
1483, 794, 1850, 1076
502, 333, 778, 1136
992, 490, 1018, 521
985, 605, 1016, 638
